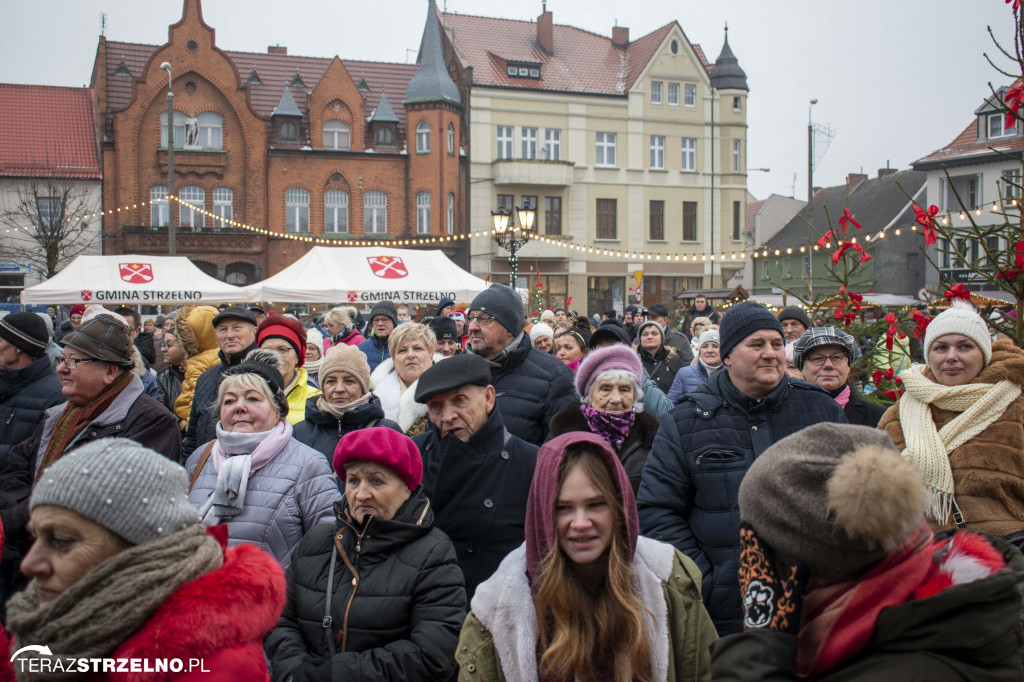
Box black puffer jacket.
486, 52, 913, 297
638, 345, 687, 395
182, 342, 256, 458
155, 364, 184, 416
292, 394, 400, 464
843, 385, 887, 427
636, 371, 847, 635
0, 356, 63, 470
474, 333, 576, 445
413, 407, 537, 598
264, 492, 468, 681
547, 402, 659, 497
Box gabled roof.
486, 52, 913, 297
441, 12, 710, 96
271, 85, 302, 117
746, 197, 767, 232
405, 0, 461, 106
913, 87, 1023, 170
0, 84, 100, 179
766, 170, 926, 249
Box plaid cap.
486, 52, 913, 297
792, 326, 859, 370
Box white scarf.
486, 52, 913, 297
898, 364, 1021, 524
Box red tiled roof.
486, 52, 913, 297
746, 198, 767, 232
913, 89, 1024, 167
441, 13, 706, 95
0, 84, 100, 178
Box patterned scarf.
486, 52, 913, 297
36, 369, 133, 481
580, 404, 635, 451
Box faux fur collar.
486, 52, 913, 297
471, 537, 674, 682
370, 354, 444, 432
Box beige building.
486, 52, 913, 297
444, 10, 749, 315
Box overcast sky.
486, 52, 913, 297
0, 0, 1015, 201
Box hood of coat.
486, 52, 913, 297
922, 338, 1024, 386
175, 305, 220, 358
336, 485, 436, 556
113, 542, 285, 666
524, 431, 639, 584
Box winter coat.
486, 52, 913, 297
456, 539, 718, 682
681, 306, 721, 340
636, 371, 847, 635
156, 364, 185, 416
413, 407, 538, 598
182, 341, 257, 459
667, 363, 715, 404
475, 333, 577, 446
54, 319, 74, 343
0, 374, 181, 568
879, 340, 1024, 536
843, 385, 887, 427
547, 402, 659, 497
174, 305, 221, 423
662, 328, 695, 365
134, 330, 157, 366
292, 394, 400, 464
369, 355, 443, 435
641, 375, 673, 418
709, 534, 1024, 681
640, 345, 687, 395
284, 368, 320, 425
357, 335, 390, 371
331, 327, 365, 348
263, 491, 468, 681
0, 356, 63, 471
186, 436, 342, 568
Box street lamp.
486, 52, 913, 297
161, 61, 176, 257
492, 201, 535, 290
808, 98, 818, 203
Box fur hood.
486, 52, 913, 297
175, 305, 220, 359
369, 353, 445, 433
548, 401, 660, 450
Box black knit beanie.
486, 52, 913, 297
469, 284, 524, 336
777, 305, 812, 330
0, 312, 49, 358
718, 301, 784, 358
368, 301, 398, 327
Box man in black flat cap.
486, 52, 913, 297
413, 353, 538, 599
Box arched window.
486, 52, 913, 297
364, 191, 387, 234
416, 192, 431, 234
278, 120, 299, 142
150, 186, 168, 227
325, 190, 349, 233
197, 113, 223, 149
447, 123, 455, 155
212, 187, 233, 229
179, 186, 205, 229
416, 121, 430, 153
323, 120, 351, 150
286, 189, 310, 233
160, 110, 185, 148
375, 125, 394, 146
447, 192, 455, 235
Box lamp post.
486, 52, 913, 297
491, 201, 535, 290
807, 98, 817, 203
161, 61, 176, 257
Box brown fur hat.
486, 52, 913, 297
739, 423, 927, 584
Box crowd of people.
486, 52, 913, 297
0, 287, 1019, 680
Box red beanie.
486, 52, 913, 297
333, 427, 423, 491
257, 313, 307, 367
69, 305, 86, 316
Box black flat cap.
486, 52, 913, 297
414, 353, 492, 403
212, 306, 258, 328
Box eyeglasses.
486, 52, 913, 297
466, 314, 497, 327
804, 353, 849, 367
59, 356, 102, 370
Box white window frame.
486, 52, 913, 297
1003, 170, 1022, 201
447, 193, 454, 235
733, 96, 742, 112
681, 138, 696, 172
416, 121, 430, 153
596, 132, 616, 167
416, 192, 431, 234
35, 196, 60, 234
684, 83, 696, 108
323, 120, 351, 150
160, 110, 185, 148
988, 112, 1016, 139
650, 135, 665, 169
497, 126, 513, 159
150, 186, 168, 227
212, 187, 232, 228
783, 257, 792, 279
447, 123, 455, 155
522, 127, 538, 160
324, 190, 349, 233
285, 188, 309, 233
544, 129, 561, 161
733, 139, 741, 173
668, 82, 679, 106
651, 81, 663, 105
179, 186, 205, 229
761, 259, 770, 280
197, 112, 223, 149
364, 191, 387, 235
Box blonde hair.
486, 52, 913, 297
533, 445, 652, 682
325, 306, 352, 329
387, 322, 436, 358
215, 373, 282, 417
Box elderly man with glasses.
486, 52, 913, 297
464, 284, 575, 445
792, 326, 886, 427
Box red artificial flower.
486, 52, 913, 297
996, 240, 1024, 281
535, 281, 544, 290
884, 312, 907, 350
912, 309, 932, 339
882, 388, 904, 401
943, 283, 971, 303
833, 307, 856, 326
816, 231, 833, 249
831, 241, 870, 264
839, 207, 863, 234
912, 204, 940, 246
565, 296, 574, 306
872, 369, 883, 385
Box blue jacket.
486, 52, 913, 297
667, 363, 713, 404
357, 335, 390, 372
0, 356, 63, 470
637, 371, 847, 635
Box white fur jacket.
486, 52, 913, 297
369, 353, 445, 433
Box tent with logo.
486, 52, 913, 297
245, 246, 490, 305
20, 254, 250, 305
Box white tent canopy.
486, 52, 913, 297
20, 254, 250, 305
246, 246, 490, 305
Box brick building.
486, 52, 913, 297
92, 0, 468, 286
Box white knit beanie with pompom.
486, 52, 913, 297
924, 298, 992, 365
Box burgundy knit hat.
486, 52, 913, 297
333, 427, 423, 491
257, 313, 308, 367
574, 343, 643, 399
525, 431, 638, 584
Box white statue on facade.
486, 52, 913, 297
184, 111, 199, 148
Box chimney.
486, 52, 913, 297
877, 167, 897, 178
267, 45, 287, 55
612, 26, 630, 48
537, 11, 553, 54
847, 173, 867, 188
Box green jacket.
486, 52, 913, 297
455, 538, 717, 681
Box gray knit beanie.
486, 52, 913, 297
739, 423, 927, 584
469, 284, 525, 336
31, 438, 200, 546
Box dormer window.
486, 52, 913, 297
988, 112, 1017, 139
277, 120, 299, 143
506, 62, 541, 80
